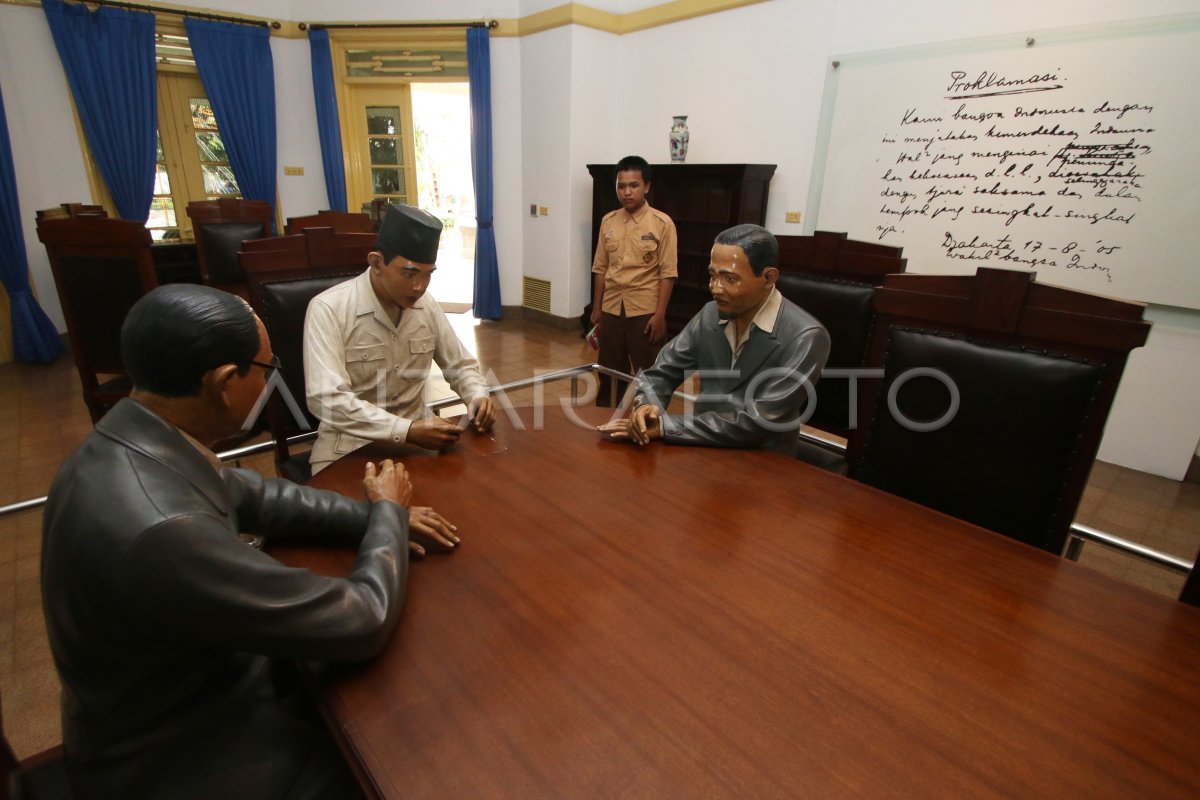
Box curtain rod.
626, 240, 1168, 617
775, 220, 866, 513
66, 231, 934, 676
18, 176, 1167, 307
83, 0, 275, 28
303, 20, 498, 32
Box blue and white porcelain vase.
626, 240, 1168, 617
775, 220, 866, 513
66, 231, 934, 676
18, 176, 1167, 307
669, 115, 690, 163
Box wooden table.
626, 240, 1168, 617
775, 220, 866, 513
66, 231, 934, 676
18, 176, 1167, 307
275, 406, 1200, 799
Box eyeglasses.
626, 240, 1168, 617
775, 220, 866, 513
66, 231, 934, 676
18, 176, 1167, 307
247, 355, 282, 374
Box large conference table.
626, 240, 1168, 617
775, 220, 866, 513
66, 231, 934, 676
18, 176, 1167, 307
275, 404, 1200, 799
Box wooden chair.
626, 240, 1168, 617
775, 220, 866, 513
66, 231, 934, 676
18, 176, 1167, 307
239, 228, 373, 481
361, 199, 389, 231
240, 227, 375, 271
844, 267, 1150, 554
35, 203, 107, 221
776, 231, 907, 438
2, 691, 71, 799
185, 199, 273, 297
284, 210, 374, 236
36, 217, 158, 424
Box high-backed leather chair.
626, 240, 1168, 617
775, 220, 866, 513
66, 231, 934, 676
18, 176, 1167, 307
284, 210, 374, 236
185, 198, 273, 297
775, 231, 907, 437
35, 203, 107, 221
240, 228, 373, 481
845, 267, 1150, 554
36, 217, 157, 423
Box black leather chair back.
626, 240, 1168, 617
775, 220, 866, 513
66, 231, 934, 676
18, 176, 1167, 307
258, 274, 355, 429
256, 272, 357, 481
852, 327, 1104, 551
196, 222, 267, 286
55, 254, 147, 374
845, 268, 1150, 555
776, 272, 875, 435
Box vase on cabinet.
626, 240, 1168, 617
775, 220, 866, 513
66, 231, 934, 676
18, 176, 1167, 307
669, 116, 689, 163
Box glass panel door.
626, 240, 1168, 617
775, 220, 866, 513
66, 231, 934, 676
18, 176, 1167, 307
345, 85, 417, 213
188, 97, 240, 199
367, 106, 406, 200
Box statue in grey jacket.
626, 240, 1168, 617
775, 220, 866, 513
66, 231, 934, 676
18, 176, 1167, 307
41, 285, 456, 799
599, 224, 830, 455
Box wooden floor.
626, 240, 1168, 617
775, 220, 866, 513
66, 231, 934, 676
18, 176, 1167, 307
0, 311, 1197, 758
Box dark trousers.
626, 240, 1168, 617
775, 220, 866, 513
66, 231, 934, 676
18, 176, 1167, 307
596, 310, 661, 407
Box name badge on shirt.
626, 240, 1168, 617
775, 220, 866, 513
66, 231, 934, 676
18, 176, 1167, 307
640, 233, 658, 263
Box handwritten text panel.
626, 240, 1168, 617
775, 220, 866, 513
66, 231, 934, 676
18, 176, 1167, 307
816, 25, 1200, 308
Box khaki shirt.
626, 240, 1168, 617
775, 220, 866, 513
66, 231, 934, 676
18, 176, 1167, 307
591, 202, 678, 316
303, 269, 488, 472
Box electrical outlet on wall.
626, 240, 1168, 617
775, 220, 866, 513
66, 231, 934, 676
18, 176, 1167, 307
785, 211, 801, 223
539, 206, 549, 216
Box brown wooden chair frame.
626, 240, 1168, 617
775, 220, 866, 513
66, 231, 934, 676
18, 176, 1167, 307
774, 231, 908, 439
185, 198, 273, 295
35, 202, 107, 221
36, 217, 158, 424
284, 210, 374, 236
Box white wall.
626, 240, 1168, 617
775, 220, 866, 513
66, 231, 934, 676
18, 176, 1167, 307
565, 25, 618, 314
270, 36, 329, 220
286, 0, 521, 21
518, 27, 576, 310
490, 36, 526, 308
0, 3, 93, 330
828, 0, 1200, 52
608, 0, 836, 234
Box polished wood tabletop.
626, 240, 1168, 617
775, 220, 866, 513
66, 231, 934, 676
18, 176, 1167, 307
274, 405, 1200, 799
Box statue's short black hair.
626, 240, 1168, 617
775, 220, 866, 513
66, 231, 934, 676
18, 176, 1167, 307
615, 155, 651, 184
714, 224, 779, 277
121, 284, 261, 397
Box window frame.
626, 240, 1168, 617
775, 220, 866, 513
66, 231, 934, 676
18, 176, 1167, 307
328, 29, 468, 215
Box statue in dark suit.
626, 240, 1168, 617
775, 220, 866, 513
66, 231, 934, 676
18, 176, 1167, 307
41, 285, 436, 799
600, 224, 830, 455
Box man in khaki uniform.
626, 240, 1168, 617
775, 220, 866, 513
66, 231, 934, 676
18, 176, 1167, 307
590, 155, 678, 405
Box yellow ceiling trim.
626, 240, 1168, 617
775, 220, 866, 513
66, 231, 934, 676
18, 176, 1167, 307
515, 3, 620, 36
510, 0, 767, 36
1, 0, 766, 39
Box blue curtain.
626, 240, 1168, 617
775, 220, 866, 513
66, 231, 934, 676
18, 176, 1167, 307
42, 0, 156, 222
467, 26, 501, 320
185, 18, 277, 221
0, 84, 65, 363
308, 29, 347, 212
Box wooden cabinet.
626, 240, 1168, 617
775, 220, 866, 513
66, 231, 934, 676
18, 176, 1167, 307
587, 163, 775, 333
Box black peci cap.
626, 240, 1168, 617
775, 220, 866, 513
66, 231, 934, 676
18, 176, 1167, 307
374, 203, 443, 264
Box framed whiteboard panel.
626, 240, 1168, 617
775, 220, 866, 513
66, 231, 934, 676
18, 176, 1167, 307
810, 15, 1200, 309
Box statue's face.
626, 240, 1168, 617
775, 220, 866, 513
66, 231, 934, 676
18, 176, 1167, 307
615, 169, 649, 213
369, 252, 437, 310
708, 244, 777, 321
